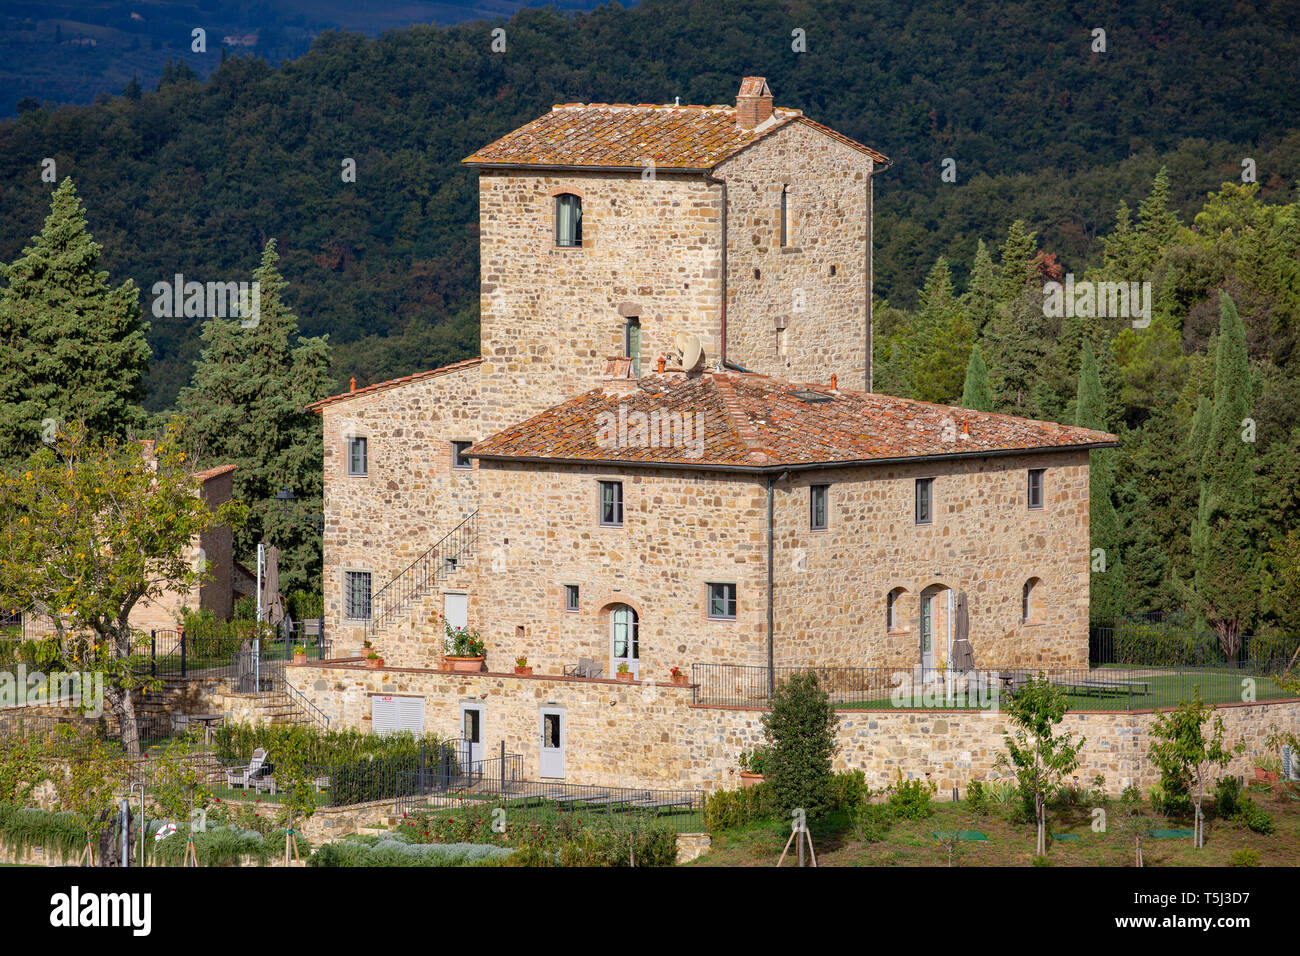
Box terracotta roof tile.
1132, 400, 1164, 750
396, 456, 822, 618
307, 358, 482, 412
469, 372, 1117, 470
463, 104, 887, 170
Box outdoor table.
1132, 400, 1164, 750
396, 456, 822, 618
189, 713, 224, 744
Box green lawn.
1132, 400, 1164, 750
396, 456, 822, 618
692, 781, 1300, 867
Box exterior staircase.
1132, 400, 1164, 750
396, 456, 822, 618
365, 510, 479, 645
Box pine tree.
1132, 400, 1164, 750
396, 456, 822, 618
1132, 167, 1181, 277
960, 346, 993, 411
1075, 340, 1123, 619
1187, 292, 1259, 655
981, 294, 1046, 418
996, 220, 1038, 303
1101, 201, 1142, 281
910, 257, 973, 404
0, 178, 149, 461
963, 239, 999, 337
177, 239, 333, 592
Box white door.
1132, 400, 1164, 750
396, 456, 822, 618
444, 592, 468, 630
540, 708, 565, 779
460, 702, 484, 770
610, 604, 639, 678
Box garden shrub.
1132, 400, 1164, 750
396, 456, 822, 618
1213, 775, 1241, 818
495, 824, 678, 867
850, 802, 894, 843
704, 781, 775, 830
761, 673, 839, 820
965, 780, 989, 816
1232, 797, 1275, 835
1229, 848, 1260, 867
311, 835, 510, 867
828, 769, 868, 810
886, 774, 936, 820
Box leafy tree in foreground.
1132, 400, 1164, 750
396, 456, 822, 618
52, 725, 129, 865
1147, 689, 1239, 849
761, 672, 839, 821
999, 676, 1084, 856
0, 422, 245, 755
0, 178, 149, 463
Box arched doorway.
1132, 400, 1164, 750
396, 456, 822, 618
610, 604, 639, 678
919, 583, 953, 681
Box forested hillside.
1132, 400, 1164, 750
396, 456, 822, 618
1, 0, 1299, 622
1, 0, 1298, 407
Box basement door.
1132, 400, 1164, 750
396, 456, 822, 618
539, 708, 565, 779
460, 702, 484, 770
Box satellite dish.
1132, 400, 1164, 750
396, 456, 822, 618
673, 332, 705, 371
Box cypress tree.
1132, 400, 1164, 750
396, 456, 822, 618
177, 239, 333, 592
910, 257, 973, 405
962, 239, 999, 337
0, 178, 149, 460
996, 220, 1038, 303
1187, 292, 1259, 655
1075, 340, 1123, 619
960, 346, 993, 411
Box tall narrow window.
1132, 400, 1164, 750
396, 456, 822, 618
779, 184, 789, 247
348, 436, 367, 476
1022, 578, 1041, 623
344, 571, 372, 620
915, 478, 933, 525
1027, 468, 1045, 510
707, 583, 737, 620
810, 484, 829, 531
564, 584, 580, 612
887, 587, 907, 631
599, 480, 623, 527
624, 317, 642, 377
555, 193, 582, 247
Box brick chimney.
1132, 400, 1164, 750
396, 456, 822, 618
735, 76, 773, 129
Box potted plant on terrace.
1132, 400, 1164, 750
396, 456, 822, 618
514, 656, 533, 677
292, 644, 307, 664
669, 666, 689, 687
443, 621, 486, 672
364, 650, 384, 669
738, 746, 770, 787
615, 662, 634, 682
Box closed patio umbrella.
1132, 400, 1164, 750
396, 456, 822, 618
261, 544, 286, 630
951, 590, 975, 672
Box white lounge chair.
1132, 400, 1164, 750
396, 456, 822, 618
226, 748, 268, 790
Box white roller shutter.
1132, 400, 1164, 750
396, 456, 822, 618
372, 695, 425, 735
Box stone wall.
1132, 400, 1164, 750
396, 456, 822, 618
477, 168, 723, 437
318, 363, 482, 659
715, 120, 872, 390
772, 450, 1092, 670
473, 461, 771, 679
292, 663, 1300, 796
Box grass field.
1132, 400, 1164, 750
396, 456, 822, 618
691, 781, 1300, 867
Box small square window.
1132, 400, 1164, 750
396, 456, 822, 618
564, 585, 579, 612
707, 583, 737, 620
1028, 469, 1045, 510
347, 437, 367, 476
452, 441, 473, 470
599, 481, 623, 527
810, 484, 829, 531
915, 478, 933, 525
344, 571, 372, 620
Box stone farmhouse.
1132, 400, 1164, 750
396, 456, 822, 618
295, 78, 1122, 790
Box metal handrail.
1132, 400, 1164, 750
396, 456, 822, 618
282, 679, 330, 730
365, 510, 478, 641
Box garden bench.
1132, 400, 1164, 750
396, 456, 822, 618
226, 748, 268, 790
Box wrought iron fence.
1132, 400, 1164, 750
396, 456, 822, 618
690, 658, 1298, 712
139, 628, 332, 690
1088, 623, 1298, 667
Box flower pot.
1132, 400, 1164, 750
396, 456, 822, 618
615, 671, 634, 682
293, 653, 307, 664
364, 657, 384, 669
514, 666, 533, 676
739, 772, 764, 788
1255, 767, 1279, 783
447, 655, 484, 673
437, 660, 454, 673
671, 674, 689, 686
